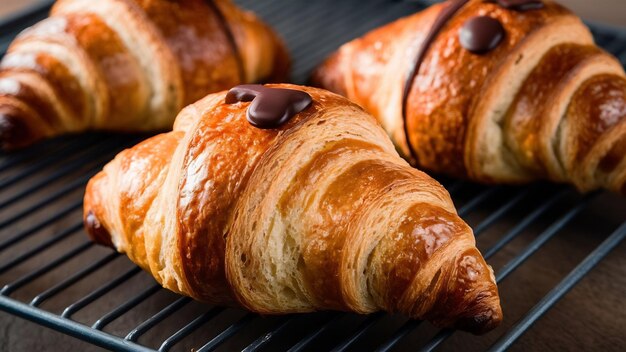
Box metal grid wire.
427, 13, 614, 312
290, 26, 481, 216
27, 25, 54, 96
1, 0, 626, 351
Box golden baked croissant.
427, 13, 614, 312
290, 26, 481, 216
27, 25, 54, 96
83, 84, 502, 334
313, 0, 626, 194
0, 0, 288, 150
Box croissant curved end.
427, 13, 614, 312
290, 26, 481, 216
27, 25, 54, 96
0, 110, 44, 151
447, 267, 503, 335
413, 249, 503, 334
453, 306, 503, 335
455, 255, 502, 334
84, 209, 113, 248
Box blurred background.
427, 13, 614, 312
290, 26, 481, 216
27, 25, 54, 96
1, 0, 625, 27
562, 0, 625, 26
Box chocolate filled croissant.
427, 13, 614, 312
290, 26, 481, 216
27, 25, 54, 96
313, 0, 626, 194
83, 84, 502, 334
0, 0, 288, 150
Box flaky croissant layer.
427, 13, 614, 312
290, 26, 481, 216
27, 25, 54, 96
313, 0, 626, 195
84, 85, 502, 334
0, 0, 288, 150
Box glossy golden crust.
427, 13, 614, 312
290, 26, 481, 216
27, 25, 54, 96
0, 0, 289, 150
313, 0, 626, 194
84, 84, 502, 333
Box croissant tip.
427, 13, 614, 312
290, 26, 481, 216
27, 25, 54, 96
84, 210, 114, 248
0, 110, 40, 151
454, 308, 503, 335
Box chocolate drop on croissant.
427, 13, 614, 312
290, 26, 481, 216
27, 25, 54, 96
312, 0, 626, 194
83, 84, 502, 334
0, 0, 289, 150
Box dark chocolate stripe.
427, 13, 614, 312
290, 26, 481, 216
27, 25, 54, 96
401, 0, 469, 161
205, 0, 245, 83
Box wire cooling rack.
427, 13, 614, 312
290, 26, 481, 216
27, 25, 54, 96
1, 0, 626, 351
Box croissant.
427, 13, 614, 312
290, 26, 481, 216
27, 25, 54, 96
0, 0, 288, 150
312, 0, 626, 194
83, 84, 502, 334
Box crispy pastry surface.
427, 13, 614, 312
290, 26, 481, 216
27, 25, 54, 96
84, 84, 502, 333
313, 0, 626, 194
0, 0, 288, 149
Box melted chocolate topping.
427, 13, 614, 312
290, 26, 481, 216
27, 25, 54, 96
225, 85, 312, 129
488, 0, 544, 11
459, 16, 505, 54
205, 0, 245, 82
402, 0, 469, 161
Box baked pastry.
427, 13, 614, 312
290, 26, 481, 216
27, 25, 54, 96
83, 84, 502, 334
0, 0, 289, 150
313, 0, 626, 194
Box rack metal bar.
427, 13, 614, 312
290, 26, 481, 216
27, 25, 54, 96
125, 297, 192, 342
488, 221, 626, 352
0, 200, 82, 251
0, 163, 79, 209
457, 186, 501, 217
0, 138, 140, 230
242, 316, 297, 352
331, 312, 385, 352
0, 138, 61, 172
0, 295, 154, 352
0, 139, 125, 209
0, 175, 90, 229
30, 252, 119, 307
418, 329, 453, 352
483, 190, 568, 259
196, 313, 256, 352
473, 189, 530, 236
62, 266, 143, 319
374, 320, 422, 352
0, 138, 95, 190
495, 193, 595, 282
158, 307, 225, 352
287, 313, 342, 352
0, 138, 73, 173
0, 241, 94, 296
92, 283, 162, 330
0, 222, 82, 274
